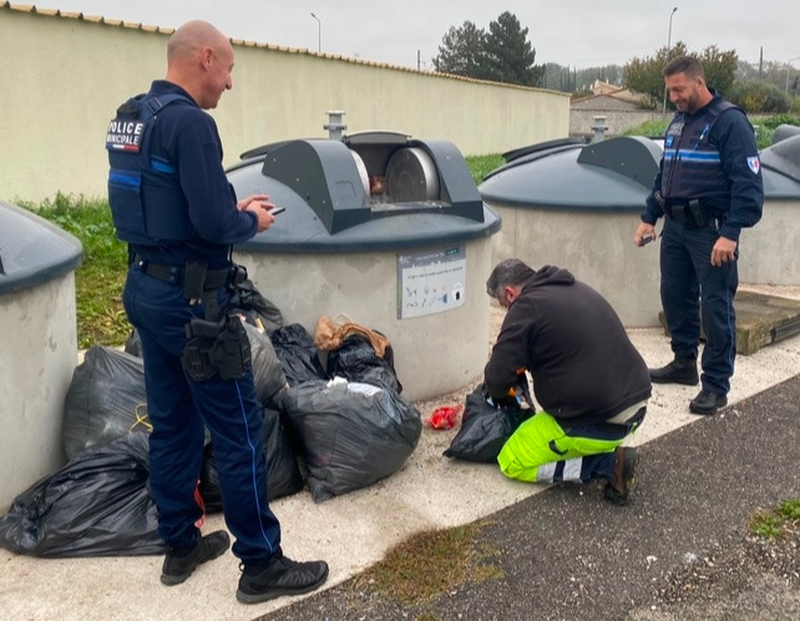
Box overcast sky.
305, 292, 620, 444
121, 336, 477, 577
44, 1, 800, 71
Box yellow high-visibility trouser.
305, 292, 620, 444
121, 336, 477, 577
497, 410, 634, 483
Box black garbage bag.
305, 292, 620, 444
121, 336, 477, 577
281, 380, 422, 502
326, 334, 403, 394
270, 324, 327, 386
243, 322, 288, 408
443, 383, 534, 463
229, 279, 284, 335
124, 328, 142, 357
199, 408, 304, 511
63, 346, 150, 460
0, 433, 165, 557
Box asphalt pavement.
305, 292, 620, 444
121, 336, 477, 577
258, 373, 800, 621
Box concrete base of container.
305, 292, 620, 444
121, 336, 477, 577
235, 236, 494, 401
489, 204, 662, 328
0, 274, 76, 510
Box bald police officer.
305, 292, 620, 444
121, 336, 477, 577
107, 20, 328, 603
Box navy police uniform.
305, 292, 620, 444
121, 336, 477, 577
642, 90, 763, 395
106, 80, 281, 564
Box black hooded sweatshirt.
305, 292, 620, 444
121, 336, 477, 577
484, 265, 651, 424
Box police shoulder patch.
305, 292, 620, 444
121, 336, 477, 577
106, 119, 146, 152
746, 156, 761, 175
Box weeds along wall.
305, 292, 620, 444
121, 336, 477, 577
0, 5, 570, 203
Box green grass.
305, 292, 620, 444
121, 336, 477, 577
465, 153, 506, 185
624, 113, 800, 150
354, 521, 501, 607
749, 498, 800, 542
622, 118, 671, 138
19, 193, 131, 349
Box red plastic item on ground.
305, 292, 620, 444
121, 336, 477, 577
427, 404, 463, 429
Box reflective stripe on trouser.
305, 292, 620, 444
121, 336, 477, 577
497, 410, 640, 483
660, 216, 738, 394
122, 266, 280, 564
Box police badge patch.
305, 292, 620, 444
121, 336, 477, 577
746, 156, 761, 174
106, 119, 145, 152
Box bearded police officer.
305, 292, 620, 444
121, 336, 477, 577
634, 56, 763, 416
106, 20, 328, 603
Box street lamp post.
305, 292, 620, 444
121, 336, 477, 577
662, 6, 678, 115
785, 55, 800, 96
310, 12, 321, 53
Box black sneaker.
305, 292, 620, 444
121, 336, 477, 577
604, 447, 639, 506
236, 550, 329, 604
160, 530, 231, 586
689, 389, 727, 415
649, 358, 699, 386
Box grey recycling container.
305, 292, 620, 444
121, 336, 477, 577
479, 131, 800, 327
228, 131, 501, 401
0, 200, 82, 510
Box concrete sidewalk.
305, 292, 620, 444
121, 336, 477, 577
1, 294, 799, 621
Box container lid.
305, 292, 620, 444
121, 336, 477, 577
228, 137, 501, 254
0, 201, 83, 295
479, 136, 659, 211
480, 133, 800, 209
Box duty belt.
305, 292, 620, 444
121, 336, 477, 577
655, 192, 708, 229
134, 257, 247, 320
136, 259, 231, 289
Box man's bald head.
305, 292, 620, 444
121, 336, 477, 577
167, 20, 227, 64
165, 20, 235, 110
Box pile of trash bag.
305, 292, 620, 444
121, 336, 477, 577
281, 379, 421, 502
62, 346, 149, 460
0, 433, 164, 557
0, 279, 423, 556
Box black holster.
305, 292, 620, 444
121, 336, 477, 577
181, 314, 252, 382
666, 198, 707, 228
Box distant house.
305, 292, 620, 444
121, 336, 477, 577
570, 80, 662, 137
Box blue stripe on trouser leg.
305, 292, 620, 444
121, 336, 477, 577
122, 266, 281, 563
498, 411, 635, 484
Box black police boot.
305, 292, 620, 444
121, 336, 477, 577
161, 530, 231, 586
649, 357, 699, 386
236, 549, 329, 604
689, 389, 727, 415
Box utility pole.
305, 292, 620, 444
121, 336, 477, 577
662, 7, 678, 115
310, 12, 321, 53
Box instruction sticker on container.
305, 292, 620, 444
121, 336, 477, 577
397, 246, 466, 319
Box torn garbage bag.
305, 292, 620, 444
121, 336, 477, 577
199, 407, 303, 511
443, 383, 534, 463
281, 380, 422, 502
63, 346, 150, 460
0, 433, 164, 557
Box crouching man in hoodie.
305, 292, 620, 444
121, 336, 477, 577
485, 259, 652, 505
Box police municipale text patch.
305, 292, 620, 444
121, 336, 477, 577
746, 156, 761, 174
106, 120, 145, 152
